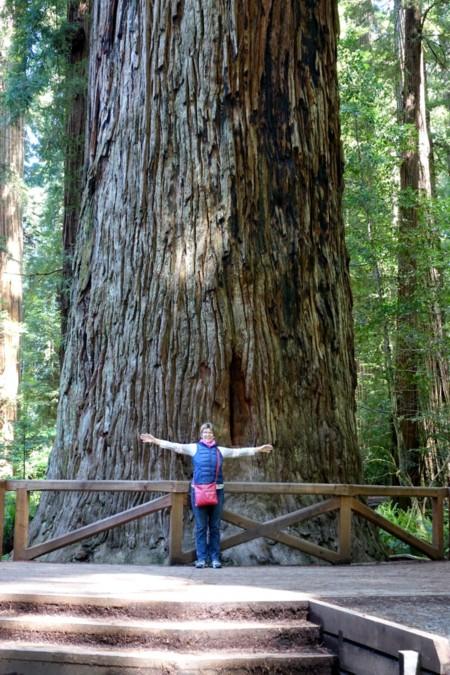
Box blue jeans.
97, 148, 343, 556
191, 487, 224, 562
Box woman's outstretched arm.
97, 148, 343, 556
218, 444, 273, 458
140, 433, 197, 457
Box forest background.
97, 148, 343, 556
0, 0, 449, 557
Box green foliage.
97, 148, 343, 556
1, 491, 41, 557
6, 125, 63, 479
1, 493, 16, 556
339, 18, 399, 484
0, 0, 68, 480
3, 185, 62, 479
1, 0, 70, 120
423, 1, 450, 185
339, 2, 450, 486
376, 499, 449, 558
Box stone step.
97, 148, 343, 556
0, 593, 336, 674
0, 594, 309, 621
0, 642, 336, 675
0, 614, 321, 651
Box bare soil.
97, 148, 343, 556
0, 601, 308, 622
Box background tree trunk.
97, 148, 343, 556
395, 0, 424, 485
0, 1, 23, 461
32, 0, 365, 563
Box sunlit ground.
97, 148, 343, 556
0, 560, 448, 602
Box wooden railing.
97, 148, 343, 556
0, 480, 449, 564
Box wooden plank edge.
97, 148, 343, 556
5, 480, 189, 492
3, 480, 450, 498
309, 599, 450, 674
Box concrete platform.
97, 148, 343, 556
1, 560, 449, 638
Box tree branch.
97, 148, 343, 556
3, 268, 63, 278
422, 36, 447, 68
421, 1, 443, 29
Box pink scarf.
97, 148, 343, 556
200, 438, 216, 447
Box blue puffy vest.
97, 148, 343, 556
192, 442, 224, 484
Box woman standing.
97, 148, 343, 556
140, 423, 273, 568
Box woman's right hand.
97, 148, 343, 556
140, 433, 159, 445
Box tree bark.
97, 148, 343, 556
0, 1, 23, 455
32, 0, 364, 563
60, 1, 90, 357
395, 1, 423, 485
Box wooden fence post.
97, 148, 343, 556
431, 496, 444, 559
399, 650, 420, 675
13, 489, 29, 561
168, 492, 185, 565
338, 496, 352, 563
0, 483, 5, 559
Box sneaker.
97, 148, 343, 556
211, 560, 222, 569
195, 560, 206, 568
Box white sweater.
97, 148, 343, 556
158, 440, 259, 458
158, 440, 258, 489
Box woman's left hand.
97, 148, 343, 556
258, 444, 273, 453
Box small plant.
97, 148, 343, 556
2, 493, 16, 556
376, 499, 449, 558
1, 491, 42, 559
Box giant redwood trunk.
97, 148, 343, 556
0, 2, 23, 454
61, 1, 90, 355
33, 0, 362, 563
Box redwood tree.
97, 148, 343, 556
0, 0, 23, 454
60, 0, 90, 354
394, 0, 449, 485
33, 0, 363, 563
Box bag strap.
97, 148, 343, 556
214, 447, 220, 482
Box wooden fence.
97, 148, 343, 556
0, 480, 449, 564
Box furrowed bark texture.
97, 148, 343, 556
33, 0, 363, 563
61, 1, 90, 355
0, 3, 23, 453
